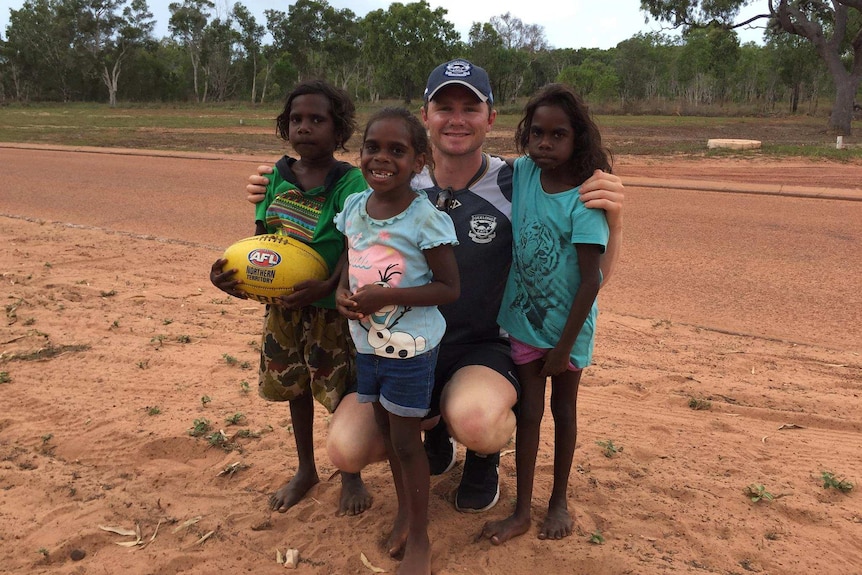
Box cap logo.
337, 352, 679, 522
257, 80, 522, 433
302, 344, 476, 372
444, 60, 473, 78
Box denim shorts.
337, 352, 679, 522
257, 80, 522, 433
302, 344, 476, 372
356, 347, 439, 418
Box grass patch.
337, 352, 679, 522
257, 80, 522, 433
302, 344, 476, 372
744, 483, 774, 503
688, 397, 712, 410
1, 102, 857, 159
596, 439, 623, 458
188, 418, 211, 437
821, 471, 854, 493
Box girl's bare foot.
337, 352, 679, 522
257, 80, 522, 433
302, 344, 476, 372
386, 510, 409, 557
480, 513, 531, 545
268, 468, 319, 512
398, 533, 431, 575
338, 472, 373, 516
537, 504, 573, 540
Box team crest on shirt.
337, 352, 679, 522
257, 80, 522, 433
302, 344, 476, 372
468, 214, 497, 244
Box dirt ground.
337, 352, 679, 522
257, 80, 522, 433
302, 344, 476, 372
1, 146, 861, 575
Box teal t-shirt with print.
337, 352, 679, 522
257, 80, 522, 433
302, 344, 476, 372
497, 156, 609, 367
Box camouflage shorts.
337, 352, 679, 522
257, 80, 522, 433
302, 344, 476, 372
258, 305, 356, 413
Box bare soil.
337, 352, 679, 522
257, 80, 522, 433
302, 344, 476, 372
1, 146, 860, 575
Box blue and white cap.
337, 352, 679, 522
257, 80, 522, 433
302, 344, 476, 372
424, 59, 494, 105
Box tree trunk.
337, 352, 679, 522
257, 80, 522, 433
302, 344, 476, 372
790, 83, 799, 113
251, 55, 258, 104
260, 64, 272, 104
829, 75, 859, 136
101, 59, 122, 109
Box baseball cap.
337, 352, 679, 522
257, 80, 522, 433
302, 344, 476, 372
424, 59, 494, 105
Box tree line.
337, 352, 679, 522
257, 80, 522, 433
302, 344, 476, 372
1, 0, 859, 133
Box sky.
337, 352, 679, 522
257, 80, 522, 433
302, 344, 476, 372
0, 0, 766, 49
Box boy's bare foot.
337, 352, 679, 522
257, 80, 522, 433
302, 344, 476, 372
398, 533, 431, 575
338, 472, 373, 516
269, 468, 319, 512
386, 510, 409, 557
537, 504, 573, 540
480, 513, 531, 545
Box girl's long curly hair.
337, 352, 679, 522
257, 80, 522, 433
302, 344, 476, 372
515, 83, 612, 184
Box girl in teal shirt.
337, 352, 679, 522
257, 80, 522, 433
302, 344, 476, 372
483, 84, 610, 545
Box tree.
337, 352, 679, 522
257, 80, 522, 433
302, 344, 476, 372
266, 0, 360, 85
168, 0, 214, 102
615, 33, 677, 104
675, 26, 740, 104
201, 17, 238, 102
640, 0, 862, 134
489, 12, 549, 52
4, 0, 82, 100
361, 1, 460, 102
465, 14, 551, 102
766, 28, 828, 113
232, 2, 263, 103
466, 23, 522, 102
79, 0, 155, 107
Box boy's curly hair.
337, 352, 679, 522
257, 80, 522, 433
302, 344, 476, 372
275, 80, 356, 151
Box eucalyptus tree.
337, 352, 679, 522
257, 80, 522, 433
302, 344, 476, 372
262, 9, 298, 102
266, 0, 359, 86
558, 50, 621, 103
677, 26, 740, 104
361, 1, 460, 102
168, 0, 214, 102
78, 0, 155, 106
232, 2, 263, 103
465, 21, 524, 102
489, 12, 549, 52
4, 0, 82, 100
202, 17, 239, 102
766, 28, 829, 113
464, 13, 550, 102
640, 0, 862, 134
614, 33, 677, 104
731, 41, 774, 106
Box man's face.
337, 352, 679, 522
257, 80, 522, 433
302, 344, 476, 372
422, 85, 496, 159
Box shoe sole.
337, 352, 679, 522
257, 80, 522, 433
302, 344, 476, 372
438, 438, 457, 474
454, 481, 500, 513
429, 437, 457, 476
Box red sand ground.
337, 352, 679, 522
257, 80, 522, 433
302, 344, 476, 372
1, 146, 860, 574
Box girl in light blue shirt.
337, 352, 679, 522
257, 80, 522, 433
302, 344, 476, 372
335, 107, 459, 574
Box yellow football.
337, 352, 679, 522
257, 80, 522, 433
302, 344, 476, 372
222, 234, 328, 304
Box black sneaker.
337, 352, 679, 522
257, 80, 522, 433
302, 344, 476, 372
454, 450, 500, 513
424, 419, 456, 476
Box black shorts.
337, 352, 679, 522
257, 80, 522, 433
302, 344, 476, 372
428, 339, 521, 418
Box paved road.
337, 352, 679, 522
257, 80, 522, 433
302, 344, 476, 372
2, 146, 860, 351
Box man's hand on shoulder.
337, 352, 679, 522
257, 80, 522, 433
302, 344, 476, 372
246, 165, 272, 204
579, 169, 624, 228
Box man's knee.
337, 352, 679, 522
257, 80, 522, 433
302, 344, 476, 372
444, 401, 515, 453
328, 428, 388, 472
438, 365, 518, 453
327, 435, 363, 473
